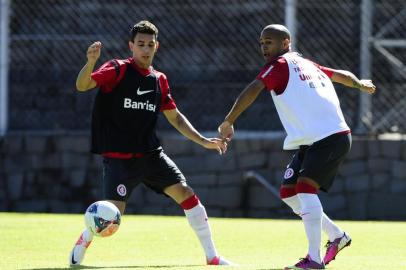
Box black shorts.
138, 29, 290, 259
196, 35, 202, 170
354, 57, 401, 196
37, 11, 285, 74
282, 132, 352, 192
102, 149, 186, 201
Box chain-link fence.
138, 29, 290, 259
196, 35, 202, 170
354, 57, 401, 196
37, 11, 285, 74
2, 0, 405, 133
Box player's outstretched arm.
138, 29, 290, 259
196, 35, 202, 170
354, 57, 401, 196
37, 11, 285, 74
163, 108, 227, 155
330, 69, 376, 94
218, 79, 264, 140
76, 41, 102, 92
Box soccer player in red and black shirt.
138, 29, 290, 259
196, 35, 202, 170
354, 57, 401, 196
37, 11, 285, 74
70, 20, 234, 266
219, 24, 376, 269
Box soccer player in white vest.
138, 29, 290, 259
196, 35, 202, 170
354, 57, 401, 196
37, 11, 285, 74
71, 20, 234, 266
218, 24, 376, 269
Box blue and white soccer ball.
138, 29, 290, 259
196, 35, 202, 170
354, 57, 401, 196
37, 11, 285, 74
84, 201, 121, 237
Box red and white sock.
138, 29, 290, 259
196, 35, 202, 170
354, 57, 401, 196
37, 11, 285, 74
81, 228, 93, 243
181, 195, 218, 261
280, 186, 301, 215
281, 186, 343, 242
296, 182, 323, 264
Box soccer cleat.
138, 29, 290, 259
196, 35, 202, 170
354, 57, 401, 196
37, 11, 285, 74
284, 255, 325, 269
323, 232, 352, 265
207, 256, 236, 266
69, 233, 92, 266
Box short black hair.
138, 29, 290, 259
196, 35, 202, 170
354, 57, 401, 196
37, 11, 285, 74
130, 20, 158, 41
262, 24, 291, 40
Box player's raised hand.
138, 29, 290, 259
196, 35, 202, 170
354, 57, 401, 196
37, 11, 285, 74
87, 41, 102, 64
218, 121, 234, 141
202, 137, 228, 155
359, 79, 376, 94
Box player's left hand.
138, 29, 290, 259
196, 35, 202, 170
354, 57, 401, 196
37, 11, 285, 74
202, 138, 228, 155
359, 79, 376, 94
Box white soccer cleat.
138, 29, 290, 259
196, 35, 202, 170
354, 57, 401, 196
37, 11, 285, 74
69, 232, 92, 266
207, 256, 237, 266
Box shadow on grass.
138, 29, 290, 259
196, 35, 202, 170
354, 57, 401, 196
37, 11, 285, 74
23, 266, 283, 270
23, 265, 204, 270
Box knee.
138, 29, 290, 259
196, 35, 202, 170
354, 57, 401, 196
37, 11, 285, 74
177, 186, 196, 205
107, 200, 126, 215
165, 183, 195, 203
181, 185, 195, 200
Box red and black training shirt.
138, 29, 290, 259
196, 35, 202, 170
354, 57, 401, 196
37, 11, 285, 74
90, 58, 176, 157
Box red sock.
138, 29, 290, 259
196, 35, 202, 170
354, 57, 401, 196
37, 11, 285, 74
180, 194, 200, 210
280, 186, 297, 199
295, 181, 318, 194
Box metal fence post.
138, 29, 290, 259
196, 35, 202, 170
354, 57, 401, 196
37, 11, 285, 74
0, 0, 10, 136
285, 0, 297, 51
356, 0, 373, 133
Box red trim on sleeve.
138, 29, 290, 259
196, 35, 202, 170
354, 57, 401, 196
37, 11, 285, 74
153, 71, 177, 111
91, 59, 129, 93
318, 65, 334, 78
311, 61, 334, 78
256, 57, 289, 95
337, 130, 351, 135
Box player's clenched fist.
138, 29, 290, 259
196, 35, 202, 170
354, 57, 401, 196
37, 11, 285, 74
87, 41, 102, 63
218, 121, 234, 141
359, 79, 376, 94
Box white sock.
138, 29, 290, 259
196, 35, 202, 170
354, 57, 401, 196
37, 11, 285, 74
184, 203, 218, 260
322, 213, 344, 242
282, 194, 301, 215
82, 228, 94, 242
283, 195, 343, 242
297, 193, 323, 264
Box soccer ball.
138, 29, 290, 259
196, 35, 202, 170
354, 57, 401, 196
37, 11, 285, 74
84, 201, 121, 237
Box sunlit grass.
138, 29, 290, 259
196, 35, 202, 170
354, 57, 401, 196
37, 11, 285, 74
1, 213, 405, 270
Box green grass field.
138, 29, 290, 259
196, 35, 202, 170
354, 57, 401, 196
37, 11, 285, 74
1, 213, 405, 270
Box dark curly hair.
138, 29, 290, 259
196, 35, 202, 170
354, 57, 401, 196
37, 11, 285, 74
130, 20, 158, 41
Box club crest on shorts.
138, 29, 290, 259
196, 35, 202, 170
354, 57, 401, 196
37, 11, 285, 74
116, 184, 127, 196
284, 168, 295, 179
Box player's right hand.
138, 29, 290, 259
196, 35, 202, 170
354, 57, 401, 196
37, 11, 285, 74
218, 121, 234, 141
359, 79, 376, 94
87, 41, 102, 64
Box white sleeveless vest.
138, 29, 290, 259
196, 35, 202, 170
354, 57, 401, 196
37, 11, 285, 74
270, 52, 349, 150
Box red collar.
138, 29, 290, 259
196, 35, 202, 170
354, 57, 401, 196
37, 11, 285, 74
128, 57, 152, 76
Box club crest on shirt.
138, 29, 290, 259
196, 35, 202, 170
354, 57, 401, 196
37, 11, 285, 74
116, 184, 127, 196
284, 168, 295, 179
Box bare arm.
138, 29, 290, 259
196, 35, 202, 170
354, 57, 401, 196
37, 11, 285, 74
330, 69, 376, 94
76, 41, 101, 92
163, 108, 227, 154
218, 79, 265, 139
